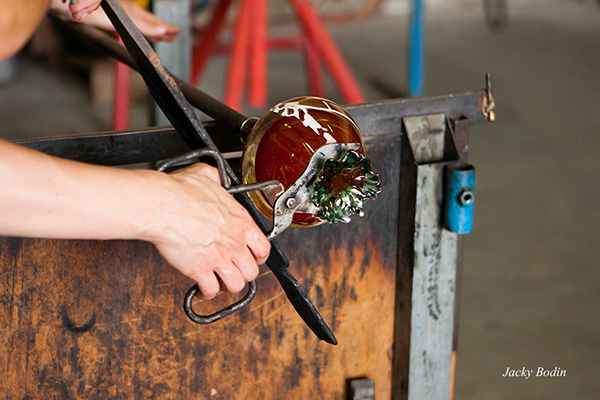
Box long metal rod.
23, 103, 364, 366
51, 11, 249, 135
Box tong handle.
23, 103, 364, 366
183, 281, 257, 324
156, 148, 230, 187
157, 148, 281, 324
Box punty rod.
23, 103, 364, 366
51, 9, 250, 136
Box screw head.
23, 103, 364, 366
285, 197, 296, 208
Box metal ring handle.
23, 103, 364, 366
184, 281, 257, 324
158, 147, 256, 324
156, 147, 230, 188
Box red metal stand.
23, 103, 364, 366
191, 0, 365, 110
223, 0, 252, 110
301, 26, 324, 98
191, 0, 233, 84
248, 0, 268, 107
288, 0, 364, 103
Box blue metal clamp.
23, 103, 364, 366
445, 164, 476, 234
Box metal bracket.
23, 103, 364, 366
403, 113, 459, 165
348, 378, 376, 400
398, 113, 462, 399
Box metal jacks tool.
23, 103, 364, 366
100, 0, 337, 344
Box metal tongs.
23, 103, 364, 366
100, 0, 340, 343
157, 142, 360, 325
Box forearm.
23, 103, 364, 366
0, 139, 270, 298
0, 0, 51, 61
0, 139, 166, 241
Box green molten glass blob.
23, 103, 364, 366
310, 150, 382, 223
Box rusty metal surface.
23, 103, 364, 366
391, 132, 418, 399
3, 69, 491, 396
0, 139, 400, 399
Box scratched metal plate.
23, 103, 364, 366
0, 139, 400, 399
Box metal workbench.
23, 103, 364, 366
1, 79, 493, 398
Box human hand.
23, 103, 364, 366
83, 0, 180, 42
66, 0, 103, 22
50, 0, 179, 42
148, 163, 271, 300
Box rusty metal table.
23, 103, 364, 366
1, 83, 492, 398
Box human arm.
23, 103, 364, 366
0, 0, 106, 61
0, 0, 52, 61
0, 139, 270, 299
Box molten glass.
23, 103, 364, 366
242, 96, 381, 227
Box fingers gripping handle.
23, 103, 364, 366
158, 148, 251, 323
157, 148, 280, 324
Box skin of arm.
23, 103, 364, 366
0, 0, 102, 60
0, 0, 51, 61
0, 139, 271, 299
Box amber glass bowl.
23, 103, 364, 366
242, 97, 365, 227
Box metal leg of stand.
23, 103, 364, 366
153, 0, 192, 125
394, 113, 462, 399
408, 0, 425, 97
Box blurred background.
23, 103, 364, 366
1, 0, 599, 398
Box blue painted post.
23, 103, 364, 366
408, 0, 425, 97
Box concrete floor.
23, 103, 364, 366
1, 0, 599, 398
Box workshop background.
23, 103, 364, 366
1, 0, 599, 398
